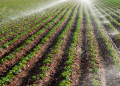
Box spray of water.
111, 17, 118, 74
10, 0, 68, 20
108, 31, 119, 36
80, 0, 120, 85
0, 0, 68, 24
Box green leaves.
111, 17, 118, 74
92, 66, 99, 72
43, 58, 52, 64
59, 4, 81, 86
92, 79, 101, 86
11, 66, 22, 74
32, 76, 37, 81
62, 70, 72, 78
59, 78, 71, 86
39, 73, 45, 79
1, 43, 9, 48
40, 66, 49, 72
0, 73, 15, 85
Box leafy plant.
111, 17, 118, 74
40, 66, 49, 72
92, 79, 101, 86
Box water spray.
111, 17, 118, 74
90, 4, 120, 54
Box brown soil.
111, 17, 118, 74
102, 4, 120, 16
7, 3, 75, 86
93, 7, 114, 33
79, 6, 94, 86
0, 8, 54, 35
0, 5, 70, 78
111, 35, 120, 51
98, 5, 120, 22
70, 8, 82, 86
93, 5, 120, 51
31, 4, 78, 86
89, 5, 120, 86
1, 1, 120, 86
95, 5, 120, 30
0, 7, 65, 59
0, 8, 57, 45
87, 6, 107, 86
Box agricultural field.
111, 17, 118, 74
0, 0, 57, 24
0, 0, 120, 86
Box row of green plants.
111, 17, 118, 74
0, 3, 72, 64
105, 3, 120, 10
0, 4, 67, 41
0, 15, 39, 35
0, 6, 66, 48
84, 5, 100, 86
95, 2, 119, 10
59, 3, 81, 86
96, 3, 120, 22
93, 4, 120, 46
93, 3, 120, 39
97, 4, 120, 21
0, 7, 54, 34
0, 2, 75, 86
0, 7, 57, 40
0, 1, 70, 31
94, 4, 120, 27
0, 7, 53, 30
0, 0, 70, 27
89, 4, 120, 72
92, 5, 117, 33
98, 0, 120, 9
30, 3, 77, 86
97, 3, 120, 16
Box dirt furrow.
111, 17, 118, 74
87, 5, 107, 86
97, 5, 120, 23
7, 3, 76, 86
0, 8, 58, 44
0, 7, 66, 59
94, 5, 120, 30
70, 5, 82, 86
79, 5, 93, 86
89, 5, 120, 86
92, 6, 120, 51
33, 4, 79, 86
0, 5, 71, 78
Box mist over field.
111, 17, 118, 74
0, 0, 67, 24
0, 0, 120, 86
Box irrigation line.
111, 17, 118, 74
89, 4, 120, 54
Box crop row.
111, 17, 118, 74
94, 4, 120, 27
0, 3, 70, 42
0, 1, 70, 31
0, 2, 72, 65
0, 2, 75, 79
95, 3, 120, 23
84, 5, 100, 86
96, 3, 120, 16
95, 2, 119, 10
89, 4, 120, 71
97, 4, 120, 21
0, 1, 74, 71
30, 3, 78, 86
0, 8, 55, 39
0, 7, 54, 34
97, 0, 120, 9
0, 2, 76, 86
0, 4, 69, 49
92, 5, 118, 33
59, 3, 81, 86
92, 4, 120, 50
0, 1, 71, 36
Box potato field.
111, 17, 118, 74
0, 0, 120, 86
